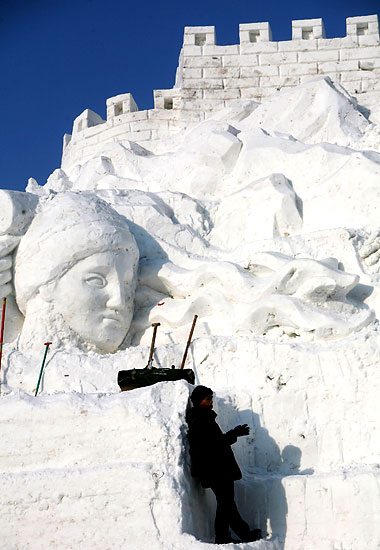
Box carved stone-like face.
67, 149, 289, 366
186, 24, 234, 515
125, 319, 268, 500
53, 250, 137, 353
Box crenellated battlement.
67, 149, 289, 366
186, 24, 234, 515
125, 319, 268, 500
62, 15, 380, 172
170, 14, 379, 105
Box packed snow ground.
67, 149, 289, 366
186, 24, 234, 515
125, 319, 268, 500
1, 76, 380, 549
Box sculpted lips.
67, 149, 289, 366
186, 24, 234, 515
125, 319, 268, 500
102, 312, 123, 322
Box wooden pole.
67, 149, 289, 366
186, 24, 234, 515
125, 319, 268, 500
180, 315, 198, 370
35, 342, 52, 397
146, 323, 160, 369
0, 297, 7, 376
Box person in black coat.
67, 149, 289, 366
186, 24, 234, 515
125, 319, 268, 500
186, 385, 262, 545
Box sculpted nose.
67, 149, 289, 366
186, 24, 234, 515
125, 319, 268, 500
106, 281, 125, 310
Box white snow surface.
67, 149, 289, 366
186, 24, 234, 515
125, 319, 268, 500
1, 77, 380, 549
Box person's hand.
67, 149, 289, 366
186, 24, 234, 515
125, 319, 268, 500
234, 424, 250, 437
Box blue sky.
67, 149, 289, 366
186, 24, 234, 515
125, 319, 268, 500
1, 0, 379, 192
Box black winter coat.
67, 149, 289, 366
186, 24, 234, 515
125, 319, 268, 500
186, 407, 242, 488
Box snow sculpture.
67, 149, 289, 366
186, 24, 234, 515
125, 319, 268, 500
61, 15, 380, 170
13, 192, 139, 354
0, 186, 372, 356
1, 78, 379, 355
1, 20, 380, 550
132, 250, 372, 343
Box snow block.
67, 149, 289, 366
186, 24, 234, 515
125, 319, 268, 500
0, 382, 210, 549
291, 18, 326, 40
210, 173, 302, 247
0, 190, 38, 236
106, 93, 138, 119
72, 108, 105, 135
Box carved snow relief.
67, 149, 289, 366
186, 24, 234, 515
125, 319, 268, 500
1, 79, 379, 354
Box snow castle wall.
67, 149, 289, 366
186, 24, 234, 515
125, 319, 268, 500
61, 14, 380, 172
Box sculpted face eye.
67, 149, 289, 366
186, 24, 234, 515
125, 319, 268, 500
85, 274, 107, 288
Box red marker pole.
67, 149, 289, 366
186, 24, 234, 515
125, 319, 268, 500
0, 297, 7, 376
35, 342, 52, 397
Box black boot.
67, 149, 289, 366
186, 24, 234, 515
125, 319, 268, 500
240, 528, 262, 542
